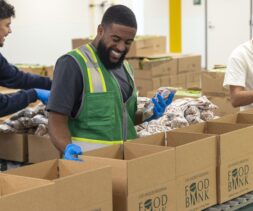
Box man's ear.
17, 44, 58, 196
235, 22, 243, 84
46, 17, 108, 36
97, 24, 104, 37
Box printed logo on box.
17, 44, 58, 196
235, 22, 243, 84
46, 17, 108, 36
185, 177, 210, 208
228, 165, 249, 192
138, 187, 168, 211
139, 195, 168, 211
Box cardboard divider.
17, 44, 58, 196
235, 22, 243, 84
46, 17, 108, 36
174, 122, 253, 204
0, 173, 55, 210
5, 159, 113, 211
82, 142, 176, 211
130, 132, 217, 211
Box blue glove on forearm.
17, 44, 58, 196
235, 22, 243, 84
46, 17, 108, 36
146, 92, 175, 121
64, 143, 83, 161
35, 89, 50, 105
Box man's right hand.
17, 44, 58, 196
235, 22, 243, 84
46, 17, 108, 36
64, 143, 83, 161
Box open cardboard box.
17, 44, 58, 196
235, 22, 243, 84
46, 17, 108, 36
173, 122, 253, 203
82, 142, 176, 211
5, 159, 113, 211
0, 173, 55, 210
131, 132, 217, 211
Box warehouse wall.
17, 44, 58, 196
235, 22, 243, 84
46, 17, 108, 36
1, 0, 169, 66
1, 0, 92, 65
182, 0, 205, 67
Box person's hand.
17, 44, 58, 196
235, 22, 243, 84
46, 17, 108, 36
146, 92, 175, 121
64, 143, 83, 161
35, 89, 50, 105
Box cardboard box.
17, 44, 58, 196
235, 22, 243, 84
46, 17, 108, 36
82, 142, 176, 211
135, 77, 163, 96
6, 159, 113, 211
172, 54, 201, 73
0, 174, 56, 210
131, 132, 217, 211
211, 113, 253, 124
126, 36, 166, 58
174, 122, 253, 203
201, 70, 229, 96
0, 133, 28, 162
28, 135, 60, 163
128, 57, 177, 79
16, 64, 48, 76
72, 37, 92, 49
207, 95, 239, 116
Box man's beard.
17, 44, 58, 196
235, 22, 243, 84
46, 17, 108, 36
96, 40, 127, 69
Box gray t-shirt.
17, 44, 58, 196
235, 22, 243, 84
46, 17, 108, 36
47, 55, 133, 117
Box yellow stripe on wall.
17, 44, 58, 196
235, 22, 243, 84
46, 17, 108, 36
169, 0, 182, 52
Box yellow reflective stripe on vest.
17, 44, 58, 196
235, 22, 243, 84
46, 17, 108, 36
72, 137, 123, 145
75, 49, 94, 93
86, 44, 107, 92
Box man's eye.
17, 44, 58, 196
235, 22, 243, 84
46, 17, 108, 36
113, 39, 120, 42
125, 41, 133, 45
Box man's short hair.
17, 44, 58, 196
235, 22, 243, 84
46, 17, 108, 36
101, 5, 137, 29
0, 0, 15, 20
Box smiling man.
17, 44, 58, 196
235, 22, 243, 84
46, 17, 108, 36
0, 0, 51, 117
47, 5, 138, 160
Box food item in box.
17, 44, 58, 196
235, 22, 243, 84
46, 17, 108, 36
136, 94, 218, 137
0, 104, 49, 136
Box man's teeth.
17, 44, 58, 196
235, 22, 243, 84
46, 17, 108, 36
111, 50, 122, 57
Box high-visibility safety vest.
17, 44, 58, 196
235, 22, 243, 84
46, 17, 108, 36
68, 44, 137, 145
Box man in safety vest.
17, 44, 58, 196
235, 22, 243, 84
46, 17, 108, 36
47, 5, 174, 161
0, 0, 51, 117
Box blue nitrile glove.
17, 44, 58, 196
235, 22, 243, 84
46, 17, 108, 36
146, 92, 175, 121
34, 89, 50, 105
64, 143, 83, 161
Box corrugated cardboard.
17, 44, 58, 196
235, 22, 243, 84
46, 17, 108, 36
6, 159, 113, 211
0, 133, 28, 162
0, 173, 56, 210
128, 57, 177, 79
135, 77, 163, 96
207, 95, 239, 116
126, 36, 166, 58
131, 132, 217, 211
72, 38, 92, 49
201, 71, 229, 96
28, 135, 60, 163
81, 142, 176, 211
174, 122, 253, 203
211, 113, 253, 124
172, 54, 201, 73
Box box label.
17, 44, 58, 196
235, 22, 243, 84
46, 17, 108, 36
138, 187, 168, 211
227, 159, 250, 197
183, 171, 214, 210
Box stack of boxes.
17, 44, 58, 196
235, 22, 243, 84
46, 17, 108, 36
201, 68, 239, 116
123, 36, 201, 96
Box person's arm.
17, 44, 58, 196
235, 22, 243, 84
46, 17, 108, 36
0, 89, 37, 117
48, 112, 71, 153
230, 85, 253, 107
46, 55, 83, 155
0, 53, 51, 90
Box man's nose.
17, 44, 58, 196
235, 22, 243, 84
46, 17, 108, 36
116, 41, 126, 52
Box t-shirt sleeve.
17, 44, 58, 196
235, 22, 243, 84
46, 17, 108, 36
46, 55, 83, 117
223, 51, 247, 88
